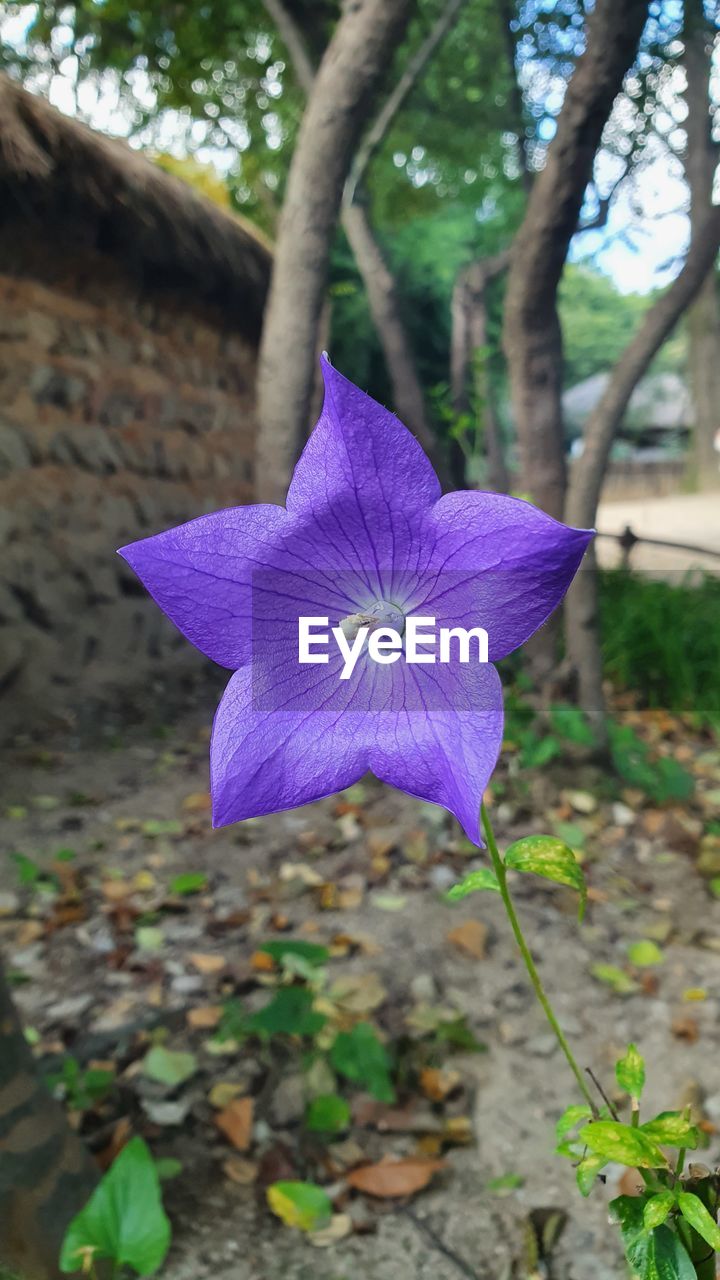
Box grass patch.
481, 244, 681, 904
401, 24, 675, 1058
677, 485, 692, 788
599, 569, 720, 720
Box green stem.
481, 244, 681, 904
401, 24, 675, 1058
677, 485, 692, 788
481, 804, 596, 1113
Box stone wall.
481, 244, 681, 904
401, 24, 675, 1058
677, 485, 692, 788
0, 250, 259, 740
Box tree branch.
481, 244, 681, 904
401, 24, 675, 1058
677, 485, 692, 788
566, 203, 720, 529
262, 0, 315, 95
497, 0, 533, 193
344, 0, 468, 206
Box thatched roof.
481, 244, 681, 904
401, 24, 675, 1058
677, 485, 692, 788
0, 75, 272, 338
564, 371, 693, 435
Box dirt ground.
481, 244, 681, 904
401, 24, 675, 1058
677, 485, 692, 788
1, 677, 720, 1280
597, 492, 720, 574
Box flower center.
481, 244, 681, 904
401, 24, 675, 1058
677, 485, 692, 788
339, 598, 405, 641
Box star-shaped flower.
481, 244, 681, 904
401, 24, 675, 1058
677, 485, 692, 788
119, 358, 592, 843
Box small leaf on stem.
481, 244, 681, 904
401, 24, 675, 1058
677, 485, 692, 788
504, 836, 587, 920
615, 1043, 646, 1100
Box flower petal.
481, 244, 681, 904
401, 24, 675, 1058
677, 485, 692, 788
369, 661, 503, 844
416, 492, 593, 661
118, 505, 288, 669
285, 358, 441, 578
210, 667, 371, 827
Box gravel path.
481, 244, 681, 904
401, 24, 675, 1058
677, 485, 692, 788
1, 696, 719, 1279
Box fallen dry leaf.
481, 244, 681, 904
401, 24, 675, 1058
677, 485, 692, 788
101, 879, 134, 902
188, 952, 226, 975
671, 1014, 699, 1043
186, 1005, 223, 1030
419, 1067, 461, 1102
183, 791, 212, 812
96, 1117, 132, 1171
328, 972, 387, 1015
209, 1082, 246, 1109
216, 1097, 254, 1151
447, 919, 487, 959
223, 1156, 258, 1185
347, 1156, 446, 1199
309, 1213, 353, 1247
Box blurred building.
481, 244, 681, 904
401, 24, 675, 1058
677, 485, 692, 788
564, 371, 692, 500
0, 76, 271, 738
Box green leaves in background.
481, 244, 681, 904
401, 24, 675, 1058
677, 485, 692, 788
169, 872, 208, 896
608, 722, 694, 805
305, 1094, 351, 1134
329, 1022, 394, 1103
267, 1181, 332, 1233
504, 836, 587, 920
615, 1043, 645, 1099
549, 704, 595, 746
590, 963, 640, 996
249, 987, 326, 1039
628, 939, 665, 968
611, 1196, 695, 1280
446, 868, 500, 901
60, 1137, 170, 1276
257, 940, 330, 968
142, 1046, 197, 1088
581, 1121, 667, 1169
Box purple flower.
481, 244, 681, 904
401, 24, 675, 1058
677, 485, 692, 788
119, 358, 592, 843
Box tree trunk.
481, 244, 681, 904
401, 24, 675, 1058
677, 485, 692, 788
342, 201, 449, 481
256, 0, 414, 505
0, 961, 98, 1280
450, 253, 510, 491
503, 0, 649, 520
683, 3, 720, 492
564, 204, 720, 736
467, 257, 510, 493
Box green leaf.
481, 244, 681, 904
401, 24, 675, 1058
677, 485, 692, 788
486, 1172, 524, 1193
154, 1158, 183, 1181
556, 1104, 593, 1142
590, 963, 640, 996
60, 1137, 170, 1275
445, 868, 501, 901
258, 940, 330, 967
143, 1046, 197, 1088
628, 939, 665, 968
267, 1181, 332, 1233
549, 704, 596, 746
576, 1153, 607, 1196
305, 1094, 351, 1134
616, 1043, 646, 1099
582, 1121, 667, 1169
142, 819, 183, 838
677, 1192, 720, 1251
169, 872, 208, 895
432, 1014, 485, 1053
644, 1192, 676, 1231
640, 1112, 700, 1150
504, 836, 587, 920
329, 1023, 395, 1102
518, 733, 561, 769
611, 1195, 695, 1280
248, 987, 326, 1039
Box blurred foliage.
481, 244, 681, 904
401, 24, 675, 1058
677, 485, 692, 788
599, 569, 720, 721
560, 267, 687, 389
0, 0, 697, 429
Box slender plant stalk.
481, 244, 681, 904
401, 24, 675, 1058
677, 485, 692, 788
480, 804, 596, 1113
